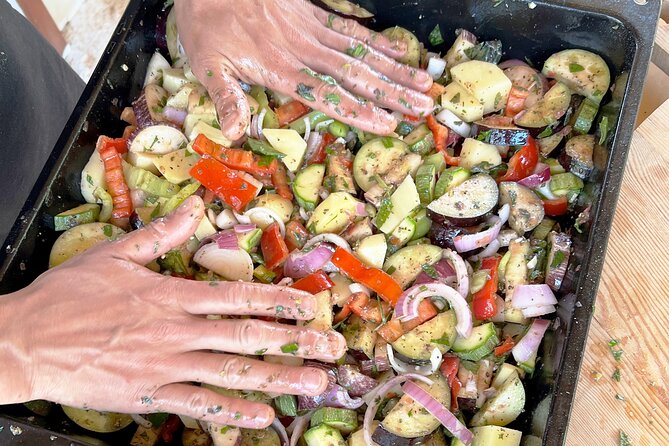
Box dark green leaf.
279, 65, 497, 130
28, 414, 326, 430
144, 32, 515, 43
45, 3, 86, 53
599, 115, 609, 145
619, 430, 632, 446
428, 24, 445, 46
421, 264, 439, 279
382, 137, 394, 148
550, 250, 566, 268
296, 83, 315, 102
325, 93, 341, 105
612, 368, 621, 382
537, 126, 554, 138
280, 342, 299, 354
103, 224, 113, 238
569, 63, 585, 73
346, 43, 367, 59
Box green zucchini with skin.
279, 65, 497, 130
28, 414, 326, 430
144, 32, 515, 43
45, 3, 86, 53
415, 163, 437, 204
304, 423, 346, 446
310, 407, 359, 434
434, 167, 470, 199
542, 49, 610, 104
504, 238, 530, 324
53, 203, 100, 231
571, 98, 599, 134
293, 164, 326, 211
382, 27, 421, 68
353, 137, 409, 192
387, 215, 417, 254
451, 322, 499, 361
470, 374, 526, 427
404, 124, 435, 155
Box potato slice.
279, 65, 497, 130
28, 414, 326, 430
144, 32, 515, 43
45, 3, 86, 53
451, 61, 512, 114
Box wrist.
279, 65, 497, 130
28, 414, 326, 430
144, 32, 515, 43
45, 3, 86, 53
0, 289, 36, 403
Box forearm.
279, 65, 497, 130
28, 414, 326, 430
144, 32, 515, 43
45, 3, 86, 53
0, 289, 35, 404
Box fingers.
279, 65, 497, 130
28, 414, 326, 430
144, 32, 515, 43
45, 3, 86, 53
113, 196, 204, 265
317, 30, 432, 92
286, 68, 397, 135
172, 352, 329, 396
304, 53, 433, 117
313, 8, 405, 59
150, 383, 274, 429
189, 318, 347, 362
173, 280, 317, 320
199, 65, 250, 141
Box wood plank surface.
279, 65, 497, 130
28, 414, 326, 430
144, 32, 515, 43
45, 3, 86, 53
566, 99, 669, 445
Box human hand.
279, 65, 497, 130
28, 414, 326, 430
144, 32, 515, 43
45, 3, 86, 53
0, 196, 345, 429
174, 0, 434, 140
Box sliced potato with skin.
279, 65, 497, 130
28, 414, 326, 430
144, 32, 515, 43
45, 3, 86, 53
61, 406, 133, 433
153, 148, 200, 184
382, 373, 450, 438
470, 374, 526, 427
542, 49, 610, 104
307, 192, 360, 234
166, 82, 200, 111
440, 82, 485, 123
382, 27, 421, 68
353, 137, 409, 192
392, 310, 457, 360
49, 223, 125, 268
451, 61, 512, 114
499, 182, 545, 234
253, 193, 294, 223
514, 82, 571, 128
80, 150, 107, 204
459, 138, 502, 170
130, 125, 188, 155
445, 31, 476, 68
383, 244, 442, 289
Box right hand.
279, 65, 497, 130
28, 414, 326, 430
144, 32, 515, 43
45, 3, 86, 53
0, 196, 345, 429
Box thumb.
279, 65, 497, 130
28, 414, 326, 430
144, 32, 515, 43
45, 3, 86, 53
202, 66, 251, 142
113, 195, 205, 265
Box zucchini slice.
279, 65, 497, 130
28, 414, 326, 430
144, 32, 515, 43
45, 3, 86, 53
383, 244, 442, 289
375, 174, 420, 235
304, 423, 346, 446
404, 124, 435, 155
415, 163, 437, 205
542, 49, 611, 104
381, 27, 421, 67
391, 310, 457, 360
451, 322, 499, 361
427, 173, 498, 227
310, 407, 359, 434
293, 164, 326, 211
470, 374, 526, 427
53, 204, 100, 232
353, 137, 409, 192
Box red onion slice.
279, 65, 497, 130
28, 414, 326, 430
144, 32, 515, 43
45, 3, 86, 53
337, 365, 378, 397
305, 131, 324, 162
403, 381, 474, 445
453, 204, 510, 253
469, 239, 501, 262
233, 224, 257, 233
521, 304, 557, 318
511, 284, 558, 309
212, 230, 239, 250
498, 59, 531, 70
132, 92, 157, 129
257, 108, 267, 140
394, 282, 473, 338
363, 374, 434, 446
442, 249, 470, 298
490, 294, 506, 323
287, 412, 313, 446
512, 318, 550, 363
518, 163, 551, 188
163, 106, 187, 127
323, 384, 364, 409
303, 234, 351, 252
272, 419, 289, 446
387, 344, 441, 376
283, 244, 334, 279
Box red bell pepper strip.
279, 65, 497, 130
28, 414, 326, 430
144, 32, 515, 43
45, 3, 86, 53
440, 355, 462, 411
494, 336, 516, 357
284, 220, 310, 252
426, 115, 459, 166
498, 136, 539, 182
272, 162, 294, 201
276, 100, 311, 127
291, 270, 334, 294
472, 256, 502, 321
192, 134, 277, 175
543, 196, 569, 216
330, 247, 403, 305
261, 222, 290, 270
97, 136, 132, 220
307, 132, 336, 165
376, 300, 438, 343
504, 86, 530, 117
333, 304, 352, 325
347, 292, 391, 324
426, 83, 446, 101
190, 157, 260, 212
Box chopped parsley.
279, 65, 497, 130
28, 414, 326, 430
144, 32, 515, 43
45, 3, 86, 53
206, 69, 213, 77
450, 92, 461, 104
382, 137, 394, 148
612, 367, 621, 382
599, 115, 609, 145
86, 174, 94, 186
103, 224, 113, 238
493, 0, 504, 6
428, 24, 444, 46
608, 339, 623, 362
421, 263, 439, 279
324, 93, 341, 105
198, 95, 206, 107
398, 98, 412, 109
346, 43, 367, 59
430, 332, 453, 346
281, 342, 299, 354
569, 63, 585, 73
386, 265, 396, 275
255, 348, 268, 355
150, 203, 161, 219
537, 126, 554, 138
476, 130, 492, 142
296, 83, 315, 102
301, 68, 337, 86
327, 13, 336, 29
619, 430, 632, 446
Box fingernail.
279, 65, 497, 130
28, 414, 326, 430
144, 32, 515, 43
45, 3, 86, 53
303, 369, 328, 393
327, 330, 346, 356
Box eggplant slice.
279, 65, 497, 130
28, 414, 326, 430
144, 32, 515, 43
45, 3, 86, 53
427, 174, 499, 227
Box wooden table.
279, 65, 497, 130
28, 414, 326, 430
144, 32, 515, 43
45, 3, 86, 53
566, 19, 669, 446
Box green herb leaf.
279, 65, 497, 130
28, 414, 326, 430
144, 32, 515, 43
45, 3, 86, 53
612, 367, 621, 382
615, 393, 626, 401
280, 342, 299, 354
619, 430, 632, 446
327, 13, 336, 28
301, 68, 338, 86
450, 92, 461, 104
599, 115, 609, 145
609, 339, 624, 362
324, 93, 341, 105
386, 265, 396, 275
421, 264, 439, 279
431, 332, 453, 346
206, 69, 213, 77
255, 348, 268, 355
382, 137, 394, 148
476, 130, 492, 142
537, 126, 554, 138
428, 24, 444, 46
375, 197, 394, 227
296, 83, 316, 102
399, 98, 412, 109
569, 63, 585, 73
346, 43, 367, 59
103, 224, 113, 238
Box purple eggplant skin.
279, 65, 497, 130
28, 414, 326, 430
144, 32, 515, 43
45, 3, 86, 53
336, 365, 378, 397
392, 349, 431, 367
428, 221, 463, 251
427, 174, 499, 227
341, 217, 374, 244
372, 424, 428, 446
476, 125, 530, 146
457, 396, 478, 412
427, 207, 491, 229
297, 363, 337, 411
130, 212, 146, 230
